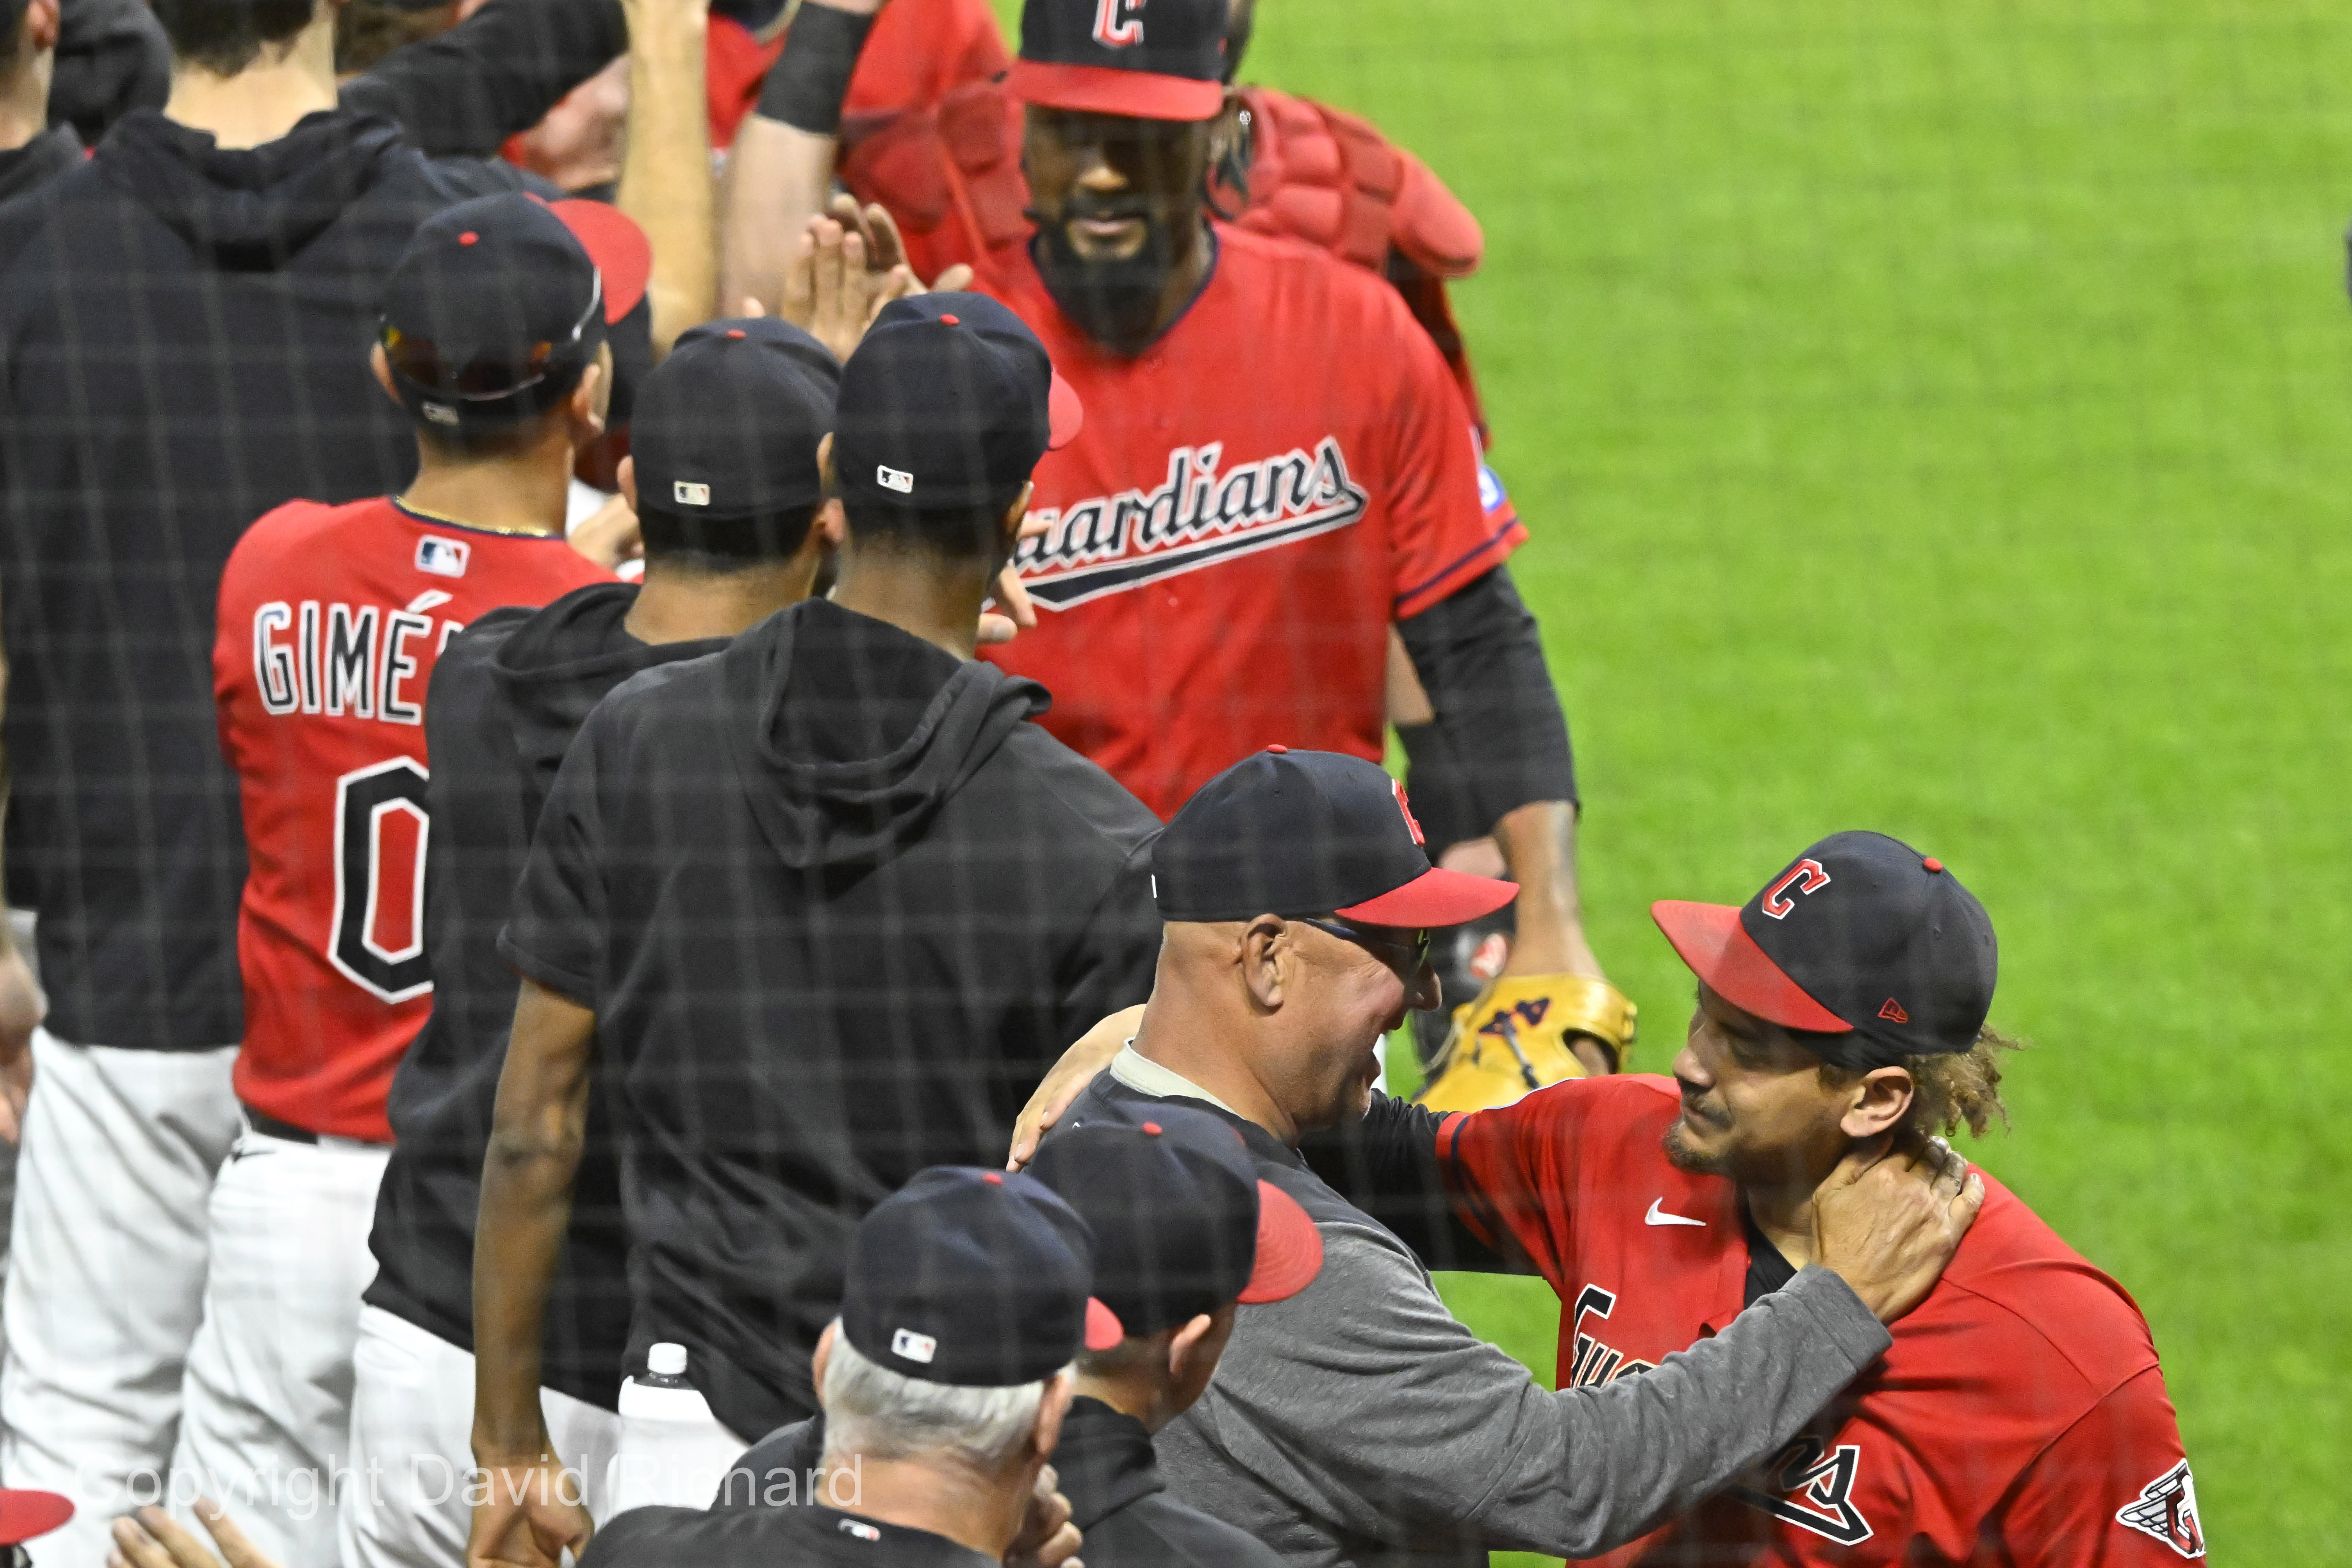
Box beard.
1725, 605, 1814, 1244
1028, 199, 1186, 357
1662, 1112, 1734, 1177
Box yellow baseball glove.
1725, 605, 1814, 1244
1410, 975, 1639, 1114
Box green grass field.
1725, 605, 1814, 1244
997, 0, 2352, 1556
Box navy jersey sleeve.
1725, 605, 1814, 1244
342, 0, 628, 160
497, 712, 611, 1006
1300, 1093, 1521, 1275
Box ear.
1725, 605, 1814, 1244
568, 359, 607, 444
810, 1319, 837, 1407
1840, 1066, 1915, 1141
615, 455, 637, 514
369, 342, 402, 408
1030, 1369, 1075, 1464
25, 0, 61, 54
816, 432, 837, 493
998, 480, 1034, 556
1239, 914, 1293, 1014
810, 498, 847, 551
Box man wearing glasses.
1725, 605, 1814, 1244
191, 193, 637, 1568
1038, 746, 1985, 1566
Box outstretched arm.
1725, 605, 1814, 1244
718, 0, 883, 314
616, 0, 716, 355
469, 978, 598, 1568
342, 0, 629, 160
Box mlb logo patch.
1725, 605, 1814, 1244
672, 481, 711, 507
890, 1327, 937, 1364
421, 402, 460, 427
415, 536, 470, 578
877, 464, 914, 494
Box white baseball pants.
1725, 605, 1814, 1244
340, 1306, 622, 1568
163, 1122, 387, 1568
0, 1030, 240, 1568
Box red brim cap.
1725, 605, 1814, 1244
1650, 900, 1850, 1034
1083, 1296, 1126, 1352
1048, 368, 1083, 449
1337, 866, 1517, 929
0, 1490, 73, 1546
1005, 58, 1226, 122
1236, 1181, 1323, 1304
546, 199, 653, 325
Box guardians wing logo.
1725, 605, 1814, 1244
1013, 439, 1370, 610
2116, 1461, 2205, 1558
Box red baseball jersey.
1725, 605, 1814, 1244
1438, 1076, 2204, 1566
215, 498, 612, 1140
981, 228, 1524, 819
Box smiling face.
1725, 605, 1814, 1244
1265, 917, 1439, 1132
1022, 104, 1223, 351
1664, 983, 1913, 1187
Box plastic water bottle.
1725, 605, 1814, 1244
611, 1343, 745, 1511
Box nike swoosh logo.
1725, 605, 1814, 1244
1645, 1198, 1705, 1228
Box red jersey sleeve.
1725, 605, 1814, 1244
1995, 1366, 2204, 1564
1380, 292, 1525, 620
1438, 1079, 1600, 1282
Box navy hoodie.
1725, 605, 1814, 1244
0, 108, 524, 1050
366, 582, 728, 1410
498, 597, 1165, 1440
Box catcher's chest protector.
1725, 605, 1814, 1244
834, 79, 1493, 436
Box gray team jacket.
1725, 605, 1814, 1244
1060, 1070, 1893, 1568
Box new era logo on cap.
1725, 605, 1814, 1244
672, 481, 711, 507
890, 1327, 938, 1363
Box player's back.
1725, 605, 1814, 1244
213, 496, 610, 1141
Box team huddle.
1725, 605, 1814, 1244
0, 0, 2203, 1564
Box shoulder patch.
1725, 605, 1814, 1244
2116, 1461, 2205, 1558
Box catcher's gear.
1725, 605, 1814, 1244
1412, 974, 1638, 1115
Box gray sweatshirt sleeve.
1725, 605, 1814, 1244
1157, 1214, 1889, 1564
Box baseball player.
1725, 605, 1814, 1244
188, 193, 640, 1567
345, 313, 846, 1568
733, 0, 1631, 1099
1326, 832, 2202, 1564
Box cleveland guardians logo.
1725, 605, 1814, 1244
1759, 857, 1831, 919
2116, 1461, 2205, 1558
1728, 1435, 1873, 1546
1013, 439, 1370, 610
1092, 0, 1145, 47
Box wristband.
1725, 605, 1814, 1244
757, 3, 877, 136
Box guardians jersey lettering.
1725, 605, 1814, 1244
1437, 1076, 2203, 1565
983, 227, 1523, 819
1017, 437, 1370, 609
215, 496, 611, 1140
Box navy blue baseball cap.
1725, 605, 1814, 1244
631, 317, 839, 522
1008, 0, 1231, 121
1154, 748, 1518, 928
1028, 1107, 1322, 1338
840, 1167, 1124, 1388
832, 293, 1082, 514
379, 193, 651, 428
1652, 831, 1998, 1070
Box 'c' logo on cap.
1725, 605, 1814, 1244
1759, 858, 1831, 919
890, 1327, 937, 1363
1093, 0, 1146, 47
1392, 779, 1425, 848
